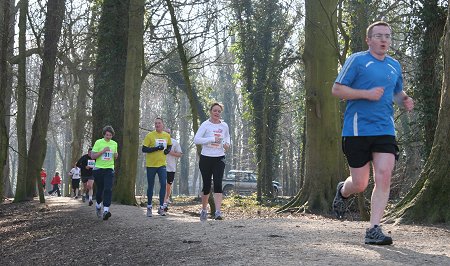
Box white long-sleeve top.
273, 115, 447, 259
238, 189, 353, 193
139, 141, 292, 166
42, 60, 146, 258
194, 119, 231, 157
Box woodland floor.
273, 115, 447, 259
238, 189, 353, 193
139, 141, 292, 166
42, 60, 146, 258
1, 196, 449, 266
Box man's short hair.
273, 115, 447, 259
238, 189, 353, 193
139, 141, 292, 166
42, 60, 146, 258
366, 21, 391, 37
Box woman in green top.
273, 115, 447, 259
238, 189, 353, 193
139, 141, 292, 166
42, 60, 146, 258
91, 125, 118, 220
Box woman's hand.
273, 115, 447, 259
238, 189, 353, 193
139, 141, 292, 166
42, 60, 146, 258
223, 143, 230, 151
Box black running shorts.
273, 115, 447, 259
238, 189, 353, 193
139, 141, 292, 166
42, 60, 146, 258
342, 135, 399, 168
167, 172, 175, 185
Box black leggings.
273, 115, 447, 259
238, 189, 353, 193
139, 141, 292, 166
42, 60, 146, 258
199, 155, 225, 195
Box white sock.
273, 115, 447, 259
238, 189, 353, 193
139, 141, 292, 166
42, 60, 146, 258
96, 203, 101, 209
104, 207, 109, 212
147, 205, 152, 209
89, 196, 92, 200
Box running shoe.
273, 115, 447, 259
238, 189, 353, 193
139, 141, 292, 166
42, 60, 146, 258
365, 225, 393, 245
214, 211, 223, 220
332, 181, 346, 219
163, 203, 169, 212
96, 207, 102, 218
88, 200, 93, 206
82, 195, 86, 202
102, 211, 111, 221
157, 207, 166, 216
200, 209, 208, 222
147, 207, 152, 217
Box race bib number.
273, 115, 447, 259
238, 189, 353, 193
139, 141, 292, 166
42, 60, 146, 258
155, 139, 167, 149
87, 160, 95, 168
102, 151, 113, 161
207, 132, 223, 149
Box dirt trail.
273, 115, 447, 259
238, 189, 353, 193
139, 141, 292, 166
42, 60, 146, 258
1, 197, 449, 265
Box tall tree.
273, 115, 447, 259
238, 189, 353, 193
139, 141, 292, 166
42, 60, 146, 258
232, 0, 300, 200
165, 0, 202, 135
280, 0, 342, 213
388, 5, 450, 224
0, 0, 11, 200
13, 0, 30, 202
64, 4, 97, 177
3, 0, 15, 199
92, 0, 129, 192
413, 0, 447, 157
25, 0, 66, 202
113, 0, 144, 205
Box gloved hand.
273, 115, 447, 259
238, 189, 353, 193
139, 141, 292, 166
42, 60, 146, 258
164, 149, 170, 155
157, 145, 165, 150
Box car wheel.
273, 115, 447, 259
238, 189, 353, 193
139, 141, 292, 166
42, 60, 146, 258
223, 185, 235, 197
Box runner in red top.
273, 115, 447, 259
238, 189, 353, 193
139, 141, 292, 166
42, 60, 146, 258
48, 172, 62, 196
40, 168, 47, 192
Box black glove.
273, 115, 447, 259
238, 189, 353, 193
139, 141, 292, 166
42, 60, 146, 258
164, 145, 172, 155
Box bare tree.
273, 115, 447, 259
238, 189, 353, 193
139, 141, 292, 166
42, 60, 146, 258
13, 0, 30, 202
25, 0, 66, 202
0, 0, 12, 200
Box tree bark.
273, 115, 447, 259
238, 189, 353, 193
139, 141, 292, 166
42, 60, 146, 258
387, 6, 450, 224
414, 1, 446, 157
0, 0, 11, 200
92, 0, 129, 188
113, 0, 144, 205
279, 0, 341, 213
25, 0, 65, 202
13, 0, 29, 202
179, 95, 190, 195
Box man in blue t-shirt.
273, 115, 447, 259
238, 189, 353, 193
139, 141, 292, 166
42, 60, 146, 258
331, 21, 414, 246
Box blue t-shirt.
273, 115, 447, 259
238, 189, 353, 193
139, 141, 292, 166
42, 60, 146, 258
335, 51, 403, 136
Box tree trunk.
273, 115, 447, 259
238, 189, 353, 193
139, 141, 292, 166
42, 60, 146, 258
279, 0, 341, 213
92, 0, 129, 189
13, 0, 29, 202
0, 0, 11, 200
388, 6, 450, 224
179, 95, 190, 195
165, 0, 202, 138
3, 0, 15, 199
414, 1, 446, 157
349, 0, 370, 222
69, 57, 93, 181
113, 0, 144, 205
25, 0, 65, 203
232, 0, 293, 201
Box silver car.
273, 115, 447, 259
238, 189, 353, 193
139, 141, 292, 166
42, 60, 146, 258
222, 170, 282, 197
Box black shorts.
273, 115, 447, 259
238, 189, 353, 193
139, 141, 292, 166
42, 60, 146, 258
72, 179, 81, 189
81, 176, 94, 183
167, 172, 175, 184
342, 135, 399, 168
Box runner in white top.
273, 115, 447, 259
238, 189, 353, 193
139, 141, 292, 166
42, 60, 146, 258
194, 102, 231, 221
163, 128, 183, 211
69, 165, 82, 198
